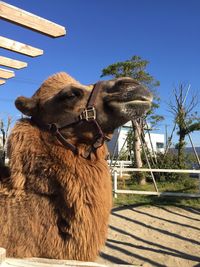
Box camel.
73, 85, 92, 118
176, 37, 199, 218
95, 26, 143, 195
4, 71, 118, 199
0, 72, 152, 261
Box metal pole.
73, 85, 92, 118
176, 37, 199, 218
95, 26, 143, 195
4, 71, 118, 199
120, 161, 123, 178
183, 84, 191, 105
187, 131, 200, 167
110, 127, 121, 166
133, 120, 159, 192
164, 122, 176, 157
112, 135, 128, 167
141, 131, 156, 166
144, 120, 157, 164
165, 124, 168, 149
199, 173, 200, 193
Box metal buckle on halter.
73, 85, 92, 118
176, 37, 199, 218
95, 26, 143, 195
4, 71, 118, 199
80, 107, 96, 121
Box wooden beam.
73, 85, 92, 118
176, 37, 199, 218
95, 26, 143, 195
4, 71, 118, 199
0, 2, 66, 38
0, 56, 27, 69
0, 79, 5, 85
0, 36, 43, 57
0, 68, 15, 79
0, 249, 119, 267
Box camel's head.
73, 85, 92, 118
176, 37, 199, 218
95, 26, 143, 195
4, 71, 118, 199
15, 72, 152, 143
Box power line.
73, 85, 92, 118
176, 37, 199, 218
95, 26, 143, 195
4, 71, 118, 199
6, 77, 42, 85
0, 98, 14, 102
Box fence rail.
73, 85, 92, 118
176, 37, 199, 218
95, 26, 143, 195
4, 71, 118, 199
112, 167, 200, 198
112, 167, 200, 173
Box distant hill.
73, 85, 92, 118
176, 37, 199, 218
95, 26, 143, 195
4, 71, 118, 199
169, 147, 200, 155
185, 147, 200, 154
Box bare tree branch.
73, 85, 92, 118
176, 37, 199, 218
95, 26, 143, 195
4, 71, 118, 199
168, 83, 199, 168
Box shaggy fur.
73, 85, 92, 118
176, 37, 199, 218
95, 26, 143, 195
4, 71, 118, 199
0, 72, 152, 261
0, 119, 111, 260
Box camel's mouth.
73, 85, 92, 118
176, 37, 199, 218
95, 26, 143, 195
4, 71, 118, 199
124, 98, 152, 108
116, 86, 153, 119
121, 99, 152, 119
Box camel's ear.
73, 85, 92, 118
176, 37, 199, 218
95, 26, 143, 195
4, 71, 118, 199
15, 96, 38, 116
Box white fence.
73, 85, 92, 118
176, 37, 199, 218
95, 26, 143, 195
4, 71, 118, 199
112, 167, 200, 198
108, 160, 131, 178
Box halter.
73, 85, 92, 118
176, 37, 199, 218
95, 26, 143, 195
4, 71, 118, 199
31, 82, 109, 158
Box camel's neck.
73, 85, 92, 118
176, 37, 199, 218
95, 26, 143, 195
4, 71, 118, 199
7, 118, 109, 171
29, 117, 109, 160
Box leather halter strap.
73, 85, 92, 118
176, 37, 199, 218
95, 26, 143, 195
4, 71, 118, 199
31, 82, 108, 158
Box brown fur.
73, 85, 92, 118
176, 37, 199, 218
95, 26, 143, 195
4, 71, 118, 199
0, 119, 111, 260
0, 72, 152, 260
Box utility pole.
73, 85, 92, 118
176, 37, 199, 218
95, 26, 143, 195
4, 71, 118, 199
165, 124, 168, 149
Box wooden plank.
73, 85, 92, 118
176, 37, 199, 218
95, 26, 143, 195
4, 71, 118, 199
0, 248, 134, 267
4, 259, 105, 267
0, 1, 66, 38
0, 36, 43, 57
28, 258, 106, 266
0, 56, 27, 69
3, 258, 132, 267
0, 68, 15, 79
0, 79, 6, 85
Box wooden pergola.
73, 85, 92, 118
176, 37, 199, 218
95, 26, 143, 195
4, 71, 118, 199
0, 1, 66, 86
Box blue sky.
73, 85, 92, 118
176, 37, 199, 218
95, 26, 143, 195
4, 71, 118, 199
0, 0, 200, 146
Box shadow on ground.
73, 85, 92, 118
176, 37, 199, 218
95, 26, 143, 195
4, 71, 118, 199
98, 204, 200, 266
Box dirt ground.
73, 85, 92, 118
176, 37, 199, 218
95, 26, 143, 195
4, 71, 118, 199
97, 205, 200, 267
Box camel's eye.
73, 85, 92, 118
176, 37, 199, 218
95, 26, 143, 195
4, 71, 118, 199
58, 92, 75, 101
56, 88, 83, 102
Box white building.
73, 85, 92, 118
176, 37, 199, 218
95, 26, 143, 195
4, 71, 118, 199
145, 132, 165, 154
107, 122, 165, 158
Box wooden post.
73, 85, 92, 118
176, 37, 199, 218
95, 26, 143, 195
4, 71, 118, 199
113, 170, 118, 198
199, 173, 200, 193
120, 161, 123, 178
0, 247, 6, 264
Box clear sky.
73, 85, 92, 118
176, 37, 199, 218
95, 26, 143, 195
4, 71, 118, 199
0, 0, 200, 146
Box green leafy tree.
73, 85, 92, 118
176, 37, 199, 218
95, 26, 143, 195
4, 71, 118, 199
101, 55, 163, 184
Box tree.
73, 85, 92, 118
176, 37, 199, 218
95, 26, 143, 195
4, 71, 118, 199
169, 84, 200, 168
0, 116, 12, 166
101, 55, 162, 184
